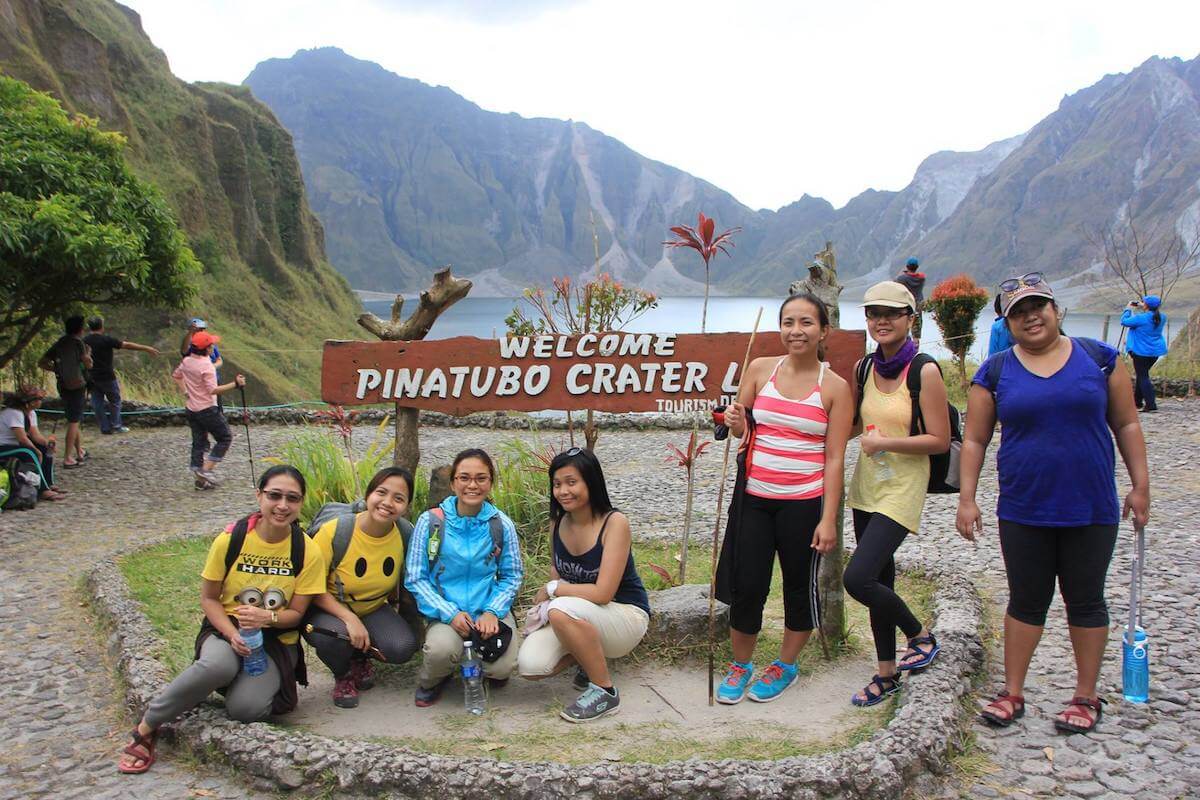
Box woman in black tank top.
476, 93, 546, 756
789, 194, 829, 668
516, 448, 649, 723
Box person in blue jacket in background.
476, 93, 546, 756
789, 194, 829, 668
406, 448, 524, 707
987, 294, 1013, 357
1121, 295, 1168, 412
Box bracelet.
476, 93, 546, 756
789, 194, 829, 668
270, 610, 279, 625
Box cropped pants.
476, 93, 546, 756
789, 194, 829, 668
517, 597, 649, 677
999, 520, 1118, 628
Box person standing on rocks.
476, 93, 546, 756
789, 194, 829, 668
713, 292, 852, 705
516, 447, 650, 722
1120, 295, 1168, 413
171, 331, 244, 489
894, 258, 927, 346
405, 448, 524, 707
958, 274, 1150, 734
37, 315, 92, 468
304, 467, 421, 709
116, 465, 326, 774
845, 281, 950, 707
84, 316, 160, 435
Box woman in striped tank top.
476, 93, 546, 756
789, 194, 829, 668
715, 293, 853, 704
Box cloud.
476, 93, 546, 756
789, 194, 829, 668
364, 0, 582, 24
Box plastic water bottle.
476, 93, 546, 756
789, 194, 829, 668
241, 627, 268, 676
864, 425, 894, 480
1122, 626, 1149, 703
461, 641, 486, 715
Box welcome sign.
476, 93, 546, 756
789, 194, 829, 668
322, 330, 865, 415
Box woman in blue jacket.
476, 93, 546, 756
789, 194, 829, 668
1121, 295, 1168, 412
405, 448, 524, 706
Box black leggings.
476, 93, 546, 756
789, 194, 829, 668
729, 494, 823, 635
998, 520, 1118, 628
846, 510, 923, 663
1130, 353, 1158, 411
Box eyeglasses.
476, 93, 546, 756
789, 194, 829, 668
564, 447, 583, 456
864, 307, 911, 321
454, 474, 493, 485
262, 490, 303, 504
999, 272, 1044, 293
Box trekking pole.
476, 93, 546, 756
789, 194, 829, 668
304, 624, 386, 661
707, 307, 763, 706
239, 384, 255, 486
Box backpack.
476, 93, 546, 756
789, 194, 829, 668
983, 336, 1114, 390
222, 515, 306, 579
426, 507, 505, 577
1, 458, 38, 511
855, 353, 963, 494
52, 337, 88, 391
306, 501, 415, 603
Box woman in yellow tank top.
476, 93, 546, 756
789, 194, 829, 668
845, 281, 951, 707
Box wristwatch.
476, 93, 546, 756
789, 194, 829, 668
547, 580, 560, 599
270, 610, 279, 625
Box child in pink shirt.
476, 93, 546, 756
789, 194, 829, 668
172, 332, 246, 489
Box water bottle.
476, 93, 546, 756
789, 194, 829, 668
864, 425, 894, 480
461, 641, 486, 715
1122, 626, 1149, 703
240, 627, 268, 676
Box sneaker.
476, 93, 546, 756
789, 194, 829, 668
487, 677, 509, 690
415, 675, 450, 707
332, 675, 359, 708
747, 660, 798, 703
716, 661, 754, 705
115, 426, 130, 433
572, 667, 590, 691
560, 683, 620, 723
350, 658, 375, 691
197, 469, 220, 486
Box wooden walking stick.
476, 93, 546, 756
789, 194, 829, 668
707, 307, 763, 705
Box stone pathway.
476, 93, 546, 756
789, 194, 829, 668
0, 399, 1194, 798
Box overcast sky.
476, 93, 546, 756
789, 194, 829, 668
123, 0, 1199, 210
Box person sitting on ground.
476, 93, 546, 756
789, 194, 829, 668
171, 331, 244, 489
84, 317, 160, 435
116, 465, 326, 774
987, 294, 1012, 357
958, 273, 1150, 735
37, 315, 92, 468
517, 447, 650, 722
1120, 295, 1169, 413
405, 448, 524, 707
304, 467, 422, 709
713, 293, 851, 705
893, 258, 927, 345
0, 386, 65, 501
846, 280, 951, 707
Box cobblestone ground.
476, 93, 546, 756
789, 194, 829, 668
0, 400, 1193, 798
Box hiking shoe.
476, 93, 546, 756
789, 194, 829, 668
351, 658, 375, 690
716, 661, 754, 705
572, 667, 590, 691
748, 660, 798, 703
415, 676, 450, 707
197, 469, 220, 486
560, 683, 619, 723
333, 675, 359, 708
115, 426, 130, 433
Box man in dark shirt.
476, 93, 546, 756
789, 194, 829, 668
84, 317, 160, 434
894, 257, 927, 345
38, 316, 93, 467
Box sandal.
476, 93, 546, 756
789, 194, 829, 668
980, 689, 1025, 727
1054, 695, 1105, 734
851, 673, 901, 707
117, 728, 157, 774
62, 460, 81, 469
897, 633, 941, 672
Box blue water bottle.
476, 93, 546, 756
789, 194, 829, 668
241, 627, 268, 676
1122, 626, 1148, 703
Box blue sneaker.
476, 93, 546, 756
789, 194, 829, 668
747, 660, 798, 703
716, 661, 753, 705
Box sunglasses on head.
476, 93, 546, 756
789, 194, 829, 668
262, 489, 303, 504
563, 446, 584, 456
999, 272, 1044, 293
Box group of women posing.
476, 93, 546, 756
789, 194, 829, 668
118, 447, 650, 774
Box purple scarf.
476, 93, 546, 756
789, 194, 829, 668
871, 338, 918, 379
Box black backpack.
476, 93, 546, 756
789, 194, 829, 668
983, 337, 1114, 390
305, 501, 415, 603
854, 353, 962, 494
222, 515, 307, 578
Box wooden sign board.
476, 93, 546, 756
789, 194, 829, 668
322, 329, 866, 415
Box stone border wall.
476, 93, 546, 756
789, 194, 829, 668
89, 539, 983, 799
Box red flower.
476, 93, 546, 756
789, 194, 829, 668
663, 212, 741, 266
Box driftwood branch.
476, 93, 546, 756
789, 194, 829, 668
357, 267, 472, 342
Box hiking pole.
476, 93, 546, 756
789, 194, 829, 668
707, 307, 763, 706
304, 623, 387, 661
239, 384, 255, 486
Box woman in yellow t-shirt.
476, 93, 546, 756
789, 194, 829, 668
117, 465, 325, 774
304, 467, 420, 708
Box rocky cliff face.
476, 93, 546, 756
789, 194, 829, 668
0, 0, 361, 399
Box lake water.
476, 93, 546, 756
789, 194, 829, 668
363, 296, 1165, 363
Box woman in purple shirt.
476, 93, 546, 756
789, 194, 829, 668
956, 274, 1150, 735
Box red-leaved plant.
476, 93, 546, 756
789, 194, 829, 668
664, 213, 741, 333
665, 427, 711, 583
314, 404, 363, 495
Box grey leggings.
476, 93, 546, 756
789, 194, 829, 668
304, 607, 419, 678
143, 635, 284, 727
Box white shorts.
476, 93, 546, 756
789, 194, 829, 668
517, 596, 649, 677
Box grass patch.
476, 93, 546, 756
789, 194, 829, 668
119, 537, 213, 677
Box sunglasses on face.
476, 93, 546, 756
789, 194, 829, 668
999, 272, 1045, 293
864, 307, 911, 321
262, 490, 303, 504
